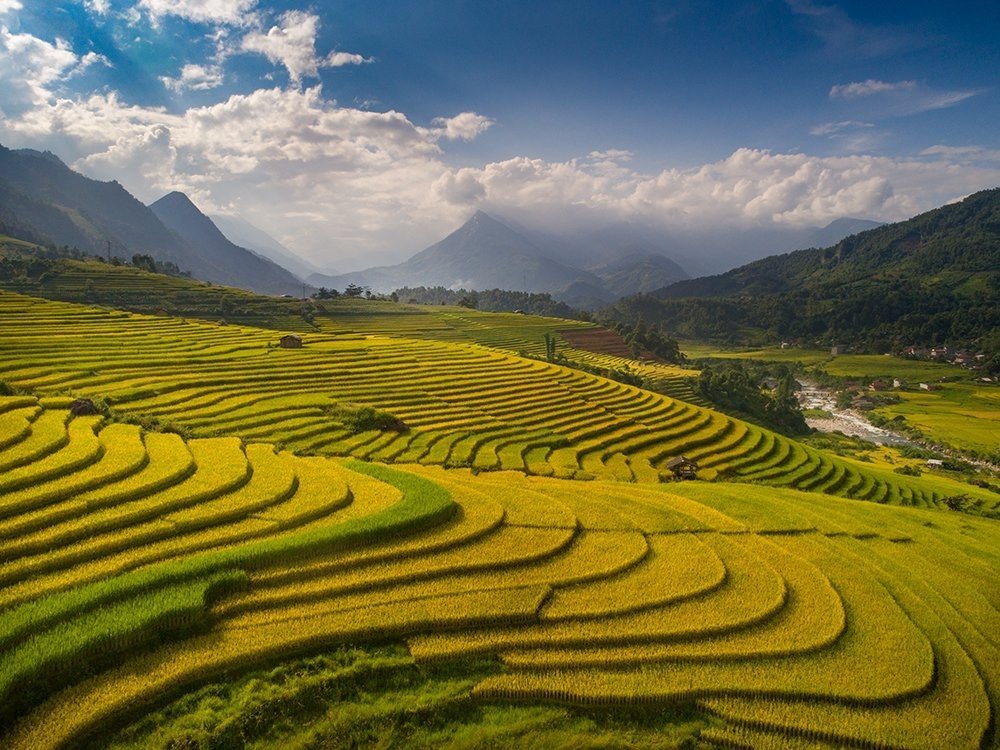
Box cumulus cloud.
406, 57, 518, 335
429, 148, 1000, 237
1, 25, 998, 271
0, 26, 78, 115
0, 0, 22, 15
431, 112, 494, 141
240, 10, 372, 86
78, 123, 179, 192
160, 63, 224, 93
325, 51, 371, 67
138, 0, 258, 25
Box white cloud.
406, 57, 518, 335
0, 26, 78, 115
138, 0, 257, 25
810, 120, 873, 136
240, 10, 371, 86
82, 0, 109, 14
829, 79, 916, 98
431, 148, 1000, 238
431, 112, 494, 141
78, 123, 178, 191
921, 145, 1000, 163
1, 27, 998, 271
68, 50, 113, 78
325, 51, 371, 67
809, 120, 882, 153
829, 79, 982, 116
588, 149, 634, 162
0, 0, 22, 15
160, 63, 224, 93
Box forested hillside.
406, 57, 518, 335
601, 188, 1000, 350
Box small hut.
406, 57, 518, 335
70, 398, 99, 416
665, 455, 698, 480
279, 334, 303, 349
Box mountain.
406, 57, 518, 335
591, 251, 688, 298
600, 188, 1000, 348
793, 217, 884, 252
0, 146, 194, 268
149, 193, 306, 295
309, 211, 694, 307
495, 214, 883, 278
309, 211, 604, 297
0, 145, 303, 296
211, 213, 321, 281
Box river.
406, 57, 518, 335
796, 380, 915, 447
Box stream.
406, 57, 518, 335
796, 380, 916, 447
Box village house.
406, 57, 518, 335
918, 382, 940, 391
893, 378, 907, 389
279, 334, 303, 349
665, 456, 698, 480
868, 379, 889, 392
930, 346, 954, 360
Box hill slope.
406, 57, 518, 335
149, 192, 305, 296
0, 145, 303, 296
0, 306, 1000, 750
602, 188, 1000, 347
0, 146, 194, 268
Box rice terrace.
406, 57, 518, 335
1, 2, 999, 749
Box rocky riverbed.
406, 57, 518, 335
796, 380, 915, 447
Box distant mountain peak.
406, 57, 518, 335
464, 209, 509, 232
151, 191, 197, 209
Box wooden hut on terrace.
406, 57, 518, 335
70, 398, 99, 416
665, 456, 698, 480
279, 334, 303, 349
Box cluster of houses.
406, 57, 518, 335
901, 345, 988, 369
866, 378, 943, 393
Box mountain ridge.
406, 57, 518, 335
0, 144, 304, 296
148, 192, 305, 295
600, 188, 1000, 348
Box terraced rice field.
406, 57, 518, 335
2, 291, 993, 515
0, 396, 996, 749
0, 257, 318, 331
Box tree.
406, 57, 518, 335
131, 254, 157, 273
344, 283, 365, 298
543, 332, 557, 362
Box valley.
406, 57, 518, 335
0, 57, 996, 750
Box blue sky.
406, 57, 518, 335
0, 0, 998, 268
